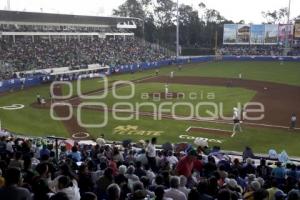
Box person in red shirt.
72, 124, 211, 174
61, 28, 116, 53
175, 149, 197, 177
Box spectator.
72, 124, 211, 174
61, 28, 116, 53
57, 175, 80, 200
0, 167, 32, 200
106, 183, 120, 200
164, 176, 187, 200
146, 137, 157, 172
176, 149, 197, 178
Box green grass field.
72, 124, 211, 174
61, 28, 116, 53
1, 61, 300, 156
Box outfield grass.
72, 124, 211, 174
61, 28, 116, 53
179, 61, 300, 86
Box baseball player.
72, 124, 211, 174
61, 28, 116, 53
170, 71, 174, 78
232, 107, 242, 137
165, 84, 169, 94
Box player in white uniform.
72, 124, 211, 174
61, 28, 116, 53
165, 84, 169, 94
170, 71, 174, 78
232, 107, 242, 137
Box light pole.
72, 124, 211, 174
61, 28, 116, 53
287, 0, 291, 24
285, 0, 292, 51
7, 0, 10, 10
176, 0, 180, 59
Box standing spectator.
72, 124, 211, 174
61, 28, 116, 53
69, 146, 82, 162
243, 147, 255, 161
40, 145, 50, 159
176, 149, 197, 178
146, 137, 157, 172
271, 162, 286, 183
256, 158, 271, 180
78, 164, 93, 195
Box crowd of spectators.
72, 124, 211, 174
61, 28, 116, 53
0, 36, 168, 79
0, 134, 300, 200
218, 45, 285, 56
287, 48, 300, 56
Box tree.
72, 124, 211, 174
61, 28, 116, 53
113, 0, 145, 19
154, 0, 176, 27
262, 7, 289, 24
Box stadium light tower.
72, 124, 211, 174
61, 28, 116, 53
176, 0, 180, 59
7, 0, 10, 10
287, 0, 291, 24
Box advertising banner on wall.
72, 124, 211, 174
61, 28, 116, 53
250, 25, 265, 44
264, 24, 278, 44
278, 24, 294, 44
236, 24, 250, 44
223, 24, 237, 44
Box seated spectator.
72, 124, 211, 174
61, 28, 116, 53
8, 151, 23, 169
153, 185, 172, 200
0, 167, 32, 200
49, 192, 69, 200
80, 192, 97, 200
106, 183, 120, 200
57, 175, 80, 200
164, 176, 187, 200
178, 175, 190, 198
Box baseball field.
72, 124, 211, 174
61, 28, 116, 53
1, 61, 300, 156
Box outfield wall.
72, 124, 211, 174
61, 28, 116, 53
1, 55, 300, 93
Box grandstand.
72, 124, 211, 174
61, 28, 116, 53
0, 10, 172, 80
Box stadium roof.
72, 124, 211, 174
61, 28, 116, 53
0, 10, 142, 26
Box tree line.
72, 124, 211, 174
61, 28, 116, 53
113, 0, 299, 54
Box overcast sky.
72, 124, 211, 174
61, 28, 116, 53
1, 0, 299, 23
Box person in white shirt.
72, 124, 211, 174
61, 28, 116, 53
57, 176, 80, 200
164, 176, 187, 200
178, 175, 190, 198
166, 151, 178, 168
146, 137, 157, 172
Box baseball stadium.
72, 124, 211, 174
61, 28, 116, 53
0, 0, 300, 200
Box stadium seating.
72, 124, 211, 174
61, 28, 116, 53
0, 133, 300, 200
